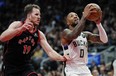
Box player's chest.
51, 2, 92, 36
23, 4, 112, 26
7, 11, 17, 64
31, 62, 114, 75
17, 32, 38, 46
71, 33, 88, 47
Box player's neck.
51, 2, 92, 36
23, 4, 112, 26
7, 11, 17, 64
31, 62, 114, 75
69, 25, 74, 30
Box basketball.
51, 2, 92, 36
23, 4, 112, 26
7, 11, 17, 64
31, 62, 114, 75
84, 3, 102, 21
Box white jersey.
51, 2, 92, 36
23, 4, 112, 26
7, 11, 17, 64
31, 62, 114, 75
63, 32, 88, 65
62, 32, 91, 75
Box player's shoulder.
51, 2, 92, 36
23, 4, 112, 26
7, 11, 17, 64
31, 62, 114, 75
61, 28, 69, 36
62, 28, 71, 35
63, 28, 70, 32
82, 31, 92, 36
82, 31, 92, 38
8, 21, 22, 28
38, 30, 45, 37
9, 21, 22, 26
38, 30, 43, 34
11, 21, 22, 24
82, 31, 92, 34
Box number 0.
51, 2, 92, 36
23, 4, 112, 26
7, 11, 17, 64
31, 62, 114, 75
80, 49, 84, 58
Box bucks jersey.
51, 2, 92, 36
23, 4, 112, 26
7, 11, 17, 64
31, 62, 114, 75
63, 32, 88, 64
63, 33, 92, 76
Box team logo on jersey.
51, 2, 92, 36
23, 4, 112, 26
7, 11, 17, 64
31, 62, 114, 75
34, 33, 38, 37
73, 40, 88, 47
18, 36, 35, 54
81, 33, 86, 38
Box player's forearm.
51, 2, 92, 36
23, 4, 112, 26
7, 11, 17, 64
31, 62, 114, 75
40, 40, 66, 61
96, 23, 108, 43
48, 50, 65, 61
0, 28, 21, 42
70, 16, 86, 39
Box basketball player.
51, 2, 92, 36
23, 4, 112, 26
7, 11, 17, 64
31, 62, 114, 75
0, 4, 66, 76
61, 7, 108, 76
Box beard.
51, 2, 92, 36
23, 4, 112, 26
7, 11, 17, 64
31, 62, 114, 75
71, 19, 79, 27
71, 22, 78, 27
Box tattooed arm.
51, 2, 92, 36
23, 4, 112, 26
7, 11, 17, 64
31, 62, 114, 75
83, 23, 108, 44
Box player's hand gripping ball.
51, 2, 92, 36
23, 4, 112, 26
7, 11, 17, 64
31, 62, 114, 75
84, 3, 102, 21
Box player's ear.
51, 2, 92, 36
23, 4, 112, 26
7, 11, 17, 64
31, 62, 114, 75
82, 12, 84, 15
27, 13, 31, 18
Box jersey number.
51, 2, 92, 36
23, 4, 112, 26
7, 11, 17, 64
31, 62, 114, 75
80, 49, 84, 58
23, 45, 31, 54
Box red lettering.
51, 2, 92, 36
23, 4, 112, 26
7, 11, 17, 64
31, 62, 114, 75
23, 45, 31, 54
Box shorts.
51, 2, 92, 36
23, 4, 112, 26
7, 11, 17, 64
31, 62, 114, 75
2, 64, 38, 76
64, 64, 92, 76
3, 71, 38, 76
65, 72, 92, 76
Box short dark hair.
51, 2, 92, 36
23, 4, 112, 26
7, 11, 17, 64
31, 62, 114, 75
24, 4, 40, 16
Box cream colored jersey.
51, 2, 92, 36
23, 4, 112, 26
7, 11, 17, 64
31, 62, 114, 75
63, 32, 88, 64
62, 32, 91, 75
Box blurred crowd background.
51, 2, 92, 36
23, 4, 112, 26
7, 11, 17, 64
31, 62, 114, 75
0, 0, 116, 76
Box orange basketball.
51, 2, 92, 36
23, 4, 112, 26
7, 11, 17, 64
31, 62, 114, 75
84, 3, 102, 21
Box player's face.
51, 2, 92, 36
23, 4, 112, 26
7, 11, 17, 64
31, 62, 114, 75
67, 12, 79, 27
29, 8, 41, 26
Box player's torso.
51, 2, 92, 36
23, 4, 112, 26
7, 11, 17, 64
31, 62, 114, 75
63, 33, 91, 74
64, 32, 88, 65
3, 30, 39, 66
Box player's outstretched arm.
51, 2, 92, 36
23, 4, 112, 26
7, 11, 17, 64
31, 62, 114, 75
0, 21, 33, 42
0, 21, 22, 42
39, 31, 66, 61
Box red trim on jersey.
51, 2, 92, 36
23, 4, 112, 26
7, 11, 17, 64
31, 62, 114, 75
38, 30, 40, 43
27, 72, 38, 76
28, 28, 37, 34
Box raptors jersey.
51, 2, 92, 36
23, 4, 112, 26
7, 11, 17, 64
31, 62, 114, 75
62, 32, 91, 74
3, 27, 40, 67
